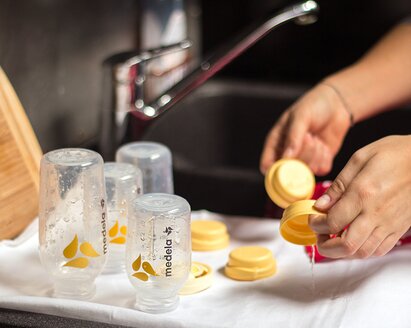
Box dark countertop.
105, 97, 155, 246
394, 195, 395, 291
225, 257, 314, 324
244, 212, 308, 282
0, 308, 131, 328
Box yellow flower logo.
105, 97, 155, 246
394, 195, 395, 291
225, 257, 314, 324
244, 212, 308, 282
108, 220, 127, 244
62, 234, 100, 268
131, 255, 158, 281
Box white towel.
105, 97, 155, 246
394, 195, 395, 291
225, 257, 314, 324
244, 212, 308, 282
0, 211, 410, 328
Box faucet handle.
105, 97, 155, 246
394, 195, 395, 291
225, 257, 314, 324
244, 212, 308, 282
100, 40, 192, 159
106, 40, 192, 118
100, 42, 191, 160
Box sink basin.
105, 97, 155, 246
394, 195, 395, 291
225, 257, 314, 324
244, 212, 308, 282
137, 79, 411, 216
139, 79, 306, 216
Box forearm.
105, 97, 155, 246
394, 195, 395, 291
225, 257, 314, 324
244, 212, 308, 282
324, 23, 411, 123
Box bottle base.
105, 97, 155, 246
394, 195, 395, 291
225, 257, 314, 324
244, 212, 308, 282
102, 246, 126, 274
134, 294, 179, 313
53, 280, 96, 300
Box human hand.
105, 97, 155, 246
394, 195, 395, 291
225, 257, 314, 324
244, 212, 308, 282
260, 83, 352, 176
310, 135, 411, 258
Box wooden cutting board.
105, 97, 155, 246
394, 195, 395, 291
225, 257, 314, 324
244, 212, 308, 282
0, 67, 42, 239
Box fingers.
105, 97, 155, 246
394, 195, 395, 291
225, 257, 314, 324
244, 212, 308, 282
317, 228, 401, 259
316, 145, 333, 176
260, 109, 309, 174
354, 226, 390, 259
315, 234, 347, 258
311, 156, 376, 236
373, 233, 400, 257
260, 114, 289, 174
260, 128, 280, 174
298, 134, 332, 176
314, 149, 370, 212
315, 215, 372, 258
310, 188, 362, 234
282, 111, 308, 159
298, 133, 316, 169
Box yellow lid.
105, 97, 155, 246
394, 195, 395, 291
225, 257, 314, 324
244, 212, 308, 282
191, 220, 230, 251
224, 246, 277, 281
280, 199, 324, 245
179, 262, 213, 295
265, 159, 315, 208
227, 246, 274, 268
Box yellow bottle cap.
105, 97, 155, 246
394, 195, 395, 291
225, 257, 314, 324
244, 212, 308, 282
280, 199, 324, 245
191, 220, 230, 251
265, 159, 315, 208
179, 262, 213, 295
224, 246, 277, 281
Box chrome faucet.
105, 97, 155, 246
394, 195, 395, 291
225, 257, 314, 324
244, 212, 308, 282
100, 1, 319, 159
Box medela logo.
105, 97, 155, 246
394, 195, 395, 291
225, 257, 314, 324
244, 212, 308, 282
163, 226, 173, 277
101, 199, 108, 254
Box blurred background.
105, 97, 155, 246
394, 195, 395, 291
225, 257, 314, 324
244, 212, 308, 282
1, 0, 411, 215
1, 0, 411, 151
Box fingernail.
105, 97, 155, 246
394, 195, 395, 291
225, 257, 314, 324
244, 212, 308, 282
283, 148, 294, 158
314, 194, 330, 209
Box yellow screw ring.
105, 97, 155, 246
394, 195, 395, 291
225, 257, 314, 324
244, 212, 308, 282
280, 200, 325, 245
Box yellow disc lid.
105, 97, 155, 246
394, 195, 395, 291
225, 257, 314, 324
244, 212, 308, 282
265, 159, 315, 208
280, 199, 324, 245
224, 246, 277, 281
191, 220, 230, 251
227, 246, 274, 268
224, 262, 276, 281
179, 262, 213, 295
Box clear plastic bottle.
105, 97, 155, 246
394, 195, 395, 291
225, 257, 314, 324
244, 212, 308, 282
39, 148, 107, 299
126, 193, 191, 313
103, 162, 143, 274
116, 142, 174, 194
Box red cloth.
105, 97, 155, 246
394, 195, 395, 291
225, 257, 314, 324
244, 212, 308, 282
303, 181, 330, 262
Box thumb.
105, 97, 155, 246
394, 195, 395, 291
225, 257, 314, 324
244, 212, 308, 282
314, 150, 368, 211
314, 178, 349, 212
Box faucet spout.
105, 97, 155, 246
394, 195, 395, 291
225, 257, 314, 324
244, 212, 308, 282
100, 1, 319, 159
142, 0, 319, 118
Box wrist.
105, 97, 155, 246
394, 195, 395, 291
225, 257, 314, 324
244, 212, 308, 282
321, 63, 383, 124
320, 80, 354, 127
315, 80, 353, 131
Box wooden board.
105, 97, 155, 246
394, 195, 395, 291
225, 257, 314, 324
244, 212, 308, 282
0, 67, 42, 239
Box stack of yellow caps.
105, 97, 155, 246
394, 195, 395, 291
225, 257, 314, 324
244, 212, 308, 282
265, 159, 315, 209
180, 262, 213, 295
224, 246, 277, 281
191, 220, 230, 251
280, 199, 324, 245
